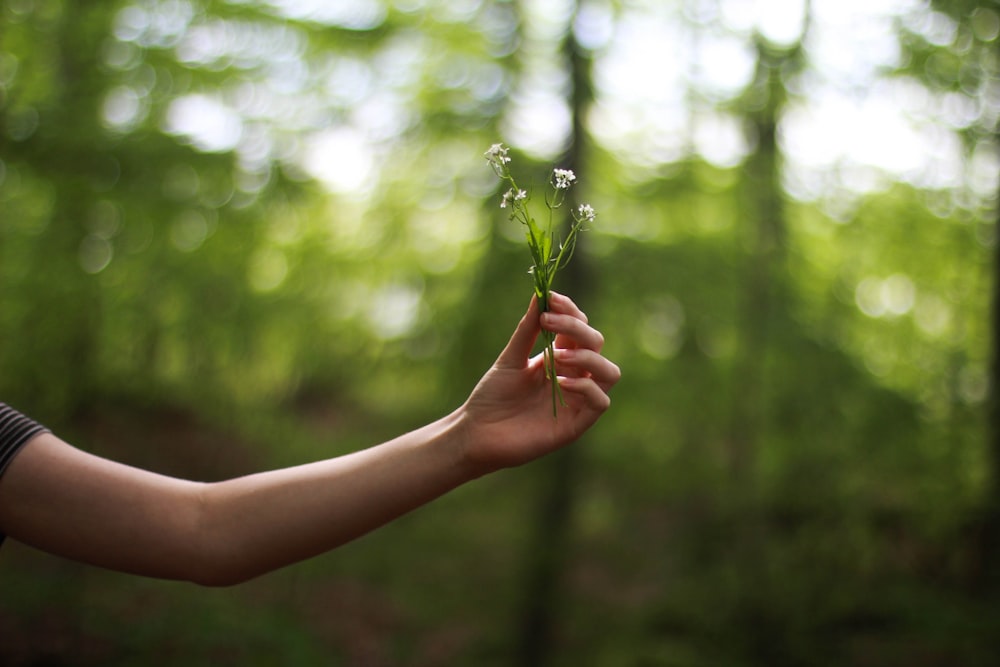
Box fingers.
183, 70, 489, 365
554, 348, 621, 391
541, 311, 605, 352
551, 337, 620, 420
559, 376, 612, 412
495, 295, 542, 370
547, 291, 588, 323
495, 291, 619, 403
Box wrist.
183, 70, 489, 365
446, 403, 494, 481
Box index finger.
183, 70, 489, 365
547, 292, 588, 324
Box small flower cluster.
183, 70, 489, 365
500, 188, 526, 209
484, 142, 511, 165
484, 142, 596, 417
553, 168, 576, 189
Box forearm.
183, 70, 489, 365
0, 410, 478, 586
193, 408, 474, 585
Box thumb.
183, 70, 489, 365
495, 295, 542, 369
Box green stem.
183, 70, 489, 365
496, 166, 575, 418
539, 303, 565, 418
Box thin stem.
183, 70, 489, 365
487, 148, 587, 417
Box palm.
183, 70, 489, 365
464, 363, 582, 469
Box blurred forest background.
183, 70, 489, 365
1, 0, 999, 665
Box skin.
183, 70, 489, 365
0, 292, 620, 586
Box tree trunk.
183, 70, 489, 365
981, 96, 1000, 597
725, 30, 799, 506
513, 6, 595, 665
723, 21, 808, 664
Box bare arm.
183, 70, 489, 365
0, 293, 620, 586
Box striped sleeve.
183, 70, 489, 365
0, 402, 49, 478
0, 403, 49, 546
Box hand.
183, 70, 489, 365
457, 292, 621, 475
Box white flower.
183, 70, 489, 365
552, 168, 576, 189
500, 188, 526, 208
484, 143, 511, 165
576, 203, 596, 223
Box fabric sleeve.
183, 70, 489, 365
0, 402, 50, 546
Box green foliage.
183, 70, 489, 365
0, 0, 996, 665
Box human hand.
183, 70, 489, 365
457, 292, 620, 476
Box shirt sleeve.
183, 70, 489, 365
0, 402, 49, 478
0, 402, 50, 546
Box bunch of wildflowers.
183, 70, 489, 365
484, 143, 596, 417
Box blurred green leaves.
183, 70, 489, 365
1, 0, 998, 664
